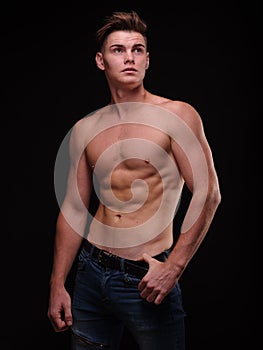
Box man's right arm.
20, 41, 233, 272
48, 212, 85, 331
48, 121, 93, 331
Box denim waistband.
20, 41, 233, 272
83, 240, 170, 279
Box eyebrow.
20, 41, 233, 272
109, 43, 146, 49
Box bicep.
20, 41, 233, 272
171, 112, 217, 193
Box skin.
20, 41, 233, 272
48, 30, 221, 332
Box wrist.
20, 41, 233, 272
166, 256, 187, 276
49, 275, 66, 289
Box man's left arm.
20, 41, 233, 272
139, 102, 221, 304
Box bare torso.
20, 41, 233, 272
83, 98, 185, 260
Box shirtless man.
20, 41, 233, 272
48, 11, 221, 350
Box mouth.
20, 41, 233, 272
121, 68, 137, 72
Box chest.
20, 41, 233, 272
86, 124, 171, 169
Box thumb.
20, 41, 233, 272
64, 310, 73, 327
142, 253, 153, 264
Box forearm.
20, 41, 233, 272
168, 187, 221, 277
49, 211, 85, 288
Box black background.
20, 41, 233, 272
2, 1, 259, 349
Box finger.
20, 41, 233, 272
138, 279, 146, 291
139, 284, 154, 299
142, 253, 152, 264
52, 316, 69, 332
146, 290, 159, 303
154, 291, 167, 305
64, 310, 73, 327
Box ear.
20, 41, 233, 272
145, 52, 150, 70
95, 52, 105, 71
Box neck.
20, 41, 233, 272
109, 85, 150, 105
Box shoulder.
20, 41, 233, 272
148, 92, 202, 126
69, 108, 105, 153
158, 99, 204, 133
71, 107, 107, 138
73, 108, 103, 129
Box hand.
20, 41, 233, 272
47, 286, 72, 332
138, 253, 178, 305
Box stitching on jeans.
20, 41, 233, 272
70, 328, 108, 348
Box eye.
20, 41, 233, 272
133, 47, 144, 54
113, 47, 123, 54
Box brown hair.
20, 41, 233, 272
96, 11, 148, 51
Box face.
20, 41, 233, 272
95, 30, 149, 87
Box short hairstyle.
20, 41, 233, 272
96, 11, 148, 51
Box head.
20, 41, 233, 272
95, 11, 149, 88
96, 11, 148, 52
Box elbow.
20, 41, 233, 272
209, 183, 221, 210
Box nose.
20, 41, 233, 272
124, 51, 135, 64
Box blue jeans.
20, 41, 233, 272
71, 246, 186, 350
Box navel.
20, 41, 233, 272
114, 213, 122, 222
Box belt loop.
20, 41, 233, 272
86, 241, 95, 256
90, 245, 94, 256
120, 258, 125, 272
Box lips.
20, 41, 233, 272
122, 68, 137, 72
